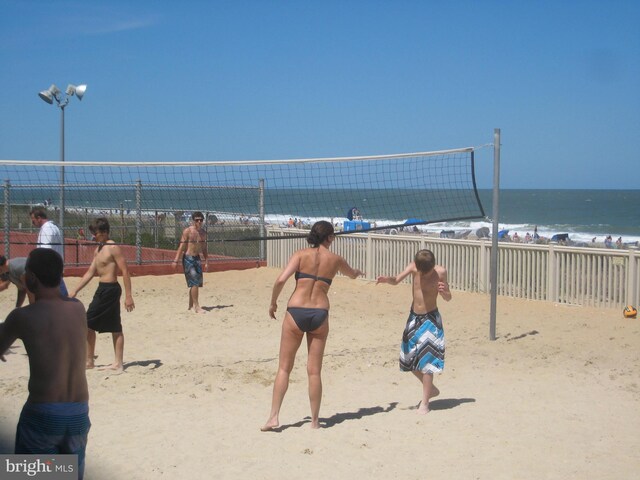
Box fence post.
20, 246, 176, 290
4, 180, 10, 258
478, 239, 487, 293
547, 242, 557, 302
365, 232, 373, 281
628, 246, 638, 306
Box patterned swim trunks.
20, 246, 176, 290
182, 254, 203, 287
399, 308, 445, 374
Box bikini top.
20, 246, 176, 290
295, 271, 333, 286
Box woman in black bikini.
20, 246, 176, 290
261, 221, 362, 431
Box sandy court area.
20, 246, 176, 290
1, 267, 639, 479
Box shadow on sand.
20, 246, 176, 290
123, 359, 163, 371
266, 402, 399, 432
421, 397, 476, 411
202, 304, 234, 312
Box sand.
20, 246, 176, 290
1, 268, 639, 479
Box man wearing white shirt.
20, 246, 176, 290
29, 206, 68, 296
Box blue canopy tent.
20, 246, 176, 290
404, 218, 426, 225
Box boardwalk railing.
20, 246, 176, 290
266, 228, 640, 309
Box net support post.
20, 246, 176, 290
4, 180, 10, 258
489, 128, 501, 341
259, 179, 265, 261
135, 180, 142, 265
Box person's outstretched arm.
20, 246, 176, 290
338, 257, 363, 279
376, 262, 415, 286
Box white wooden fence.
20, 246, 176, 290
266, 228, 640, 309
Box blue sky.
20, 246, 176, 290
1, 0, 638, 189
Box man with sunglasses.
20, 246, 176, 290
172, 211, 209, 314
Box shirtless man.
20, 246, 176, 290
69, 217, 134, 373
172, 211, 209, 314
0, 249, 90, 479
377, 249, 452, 414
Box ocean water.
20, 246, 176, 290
11, 188, 640, 245
473, 189, 640, 244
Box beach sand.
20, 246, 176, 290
1, 268, 639, 479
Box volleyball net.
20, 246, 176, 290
0, 147, 486, 265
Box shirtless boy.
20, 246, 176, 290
172, 211, 209, 313
69, 217, 135, 373
0, 249, 90, 479
377, 249, 452, 414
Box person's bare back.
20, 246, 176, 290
5, 297, 89, 403
411, 265, 447, 314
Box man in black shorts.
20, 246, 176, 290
69, 218, 134, 373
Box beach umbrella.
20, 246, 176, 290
476, 227, 490, 238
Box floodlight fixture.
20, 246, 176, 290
65, 83, 87, 100
37, 81, 88, 231
38, 84, 61, 104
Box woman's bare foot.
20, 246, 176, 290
98, 364, 124, 374
260, 418, 279, 432
85, 361, 95, 370
416, 401, 430, 415
310, 420, 321, 429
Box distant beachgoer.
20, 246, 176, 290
616, 237, 623, 248
592, 237, 597, 243
173, 211, 209, 314
0, 249, 90, 479
513, 232, 520, 242
376, 249, 452, 414
533, 226, 540, 241
261, 221, 363, 431
69, 217, 135, 373
524, 232, 532, 243
604, 235, 613, 248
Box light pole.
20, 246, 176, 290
38, 83, 87, 232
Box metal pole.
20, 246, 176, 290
4, 180, 11, 258
59, 105, 65, 231
259, 179, 265, 261
136, 180, 142, 265
489, 128, 501, 340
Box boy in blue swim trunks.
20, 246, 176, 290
0, 249, 91, 478
377, 249, 452, 414
172, 211, 209, 313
